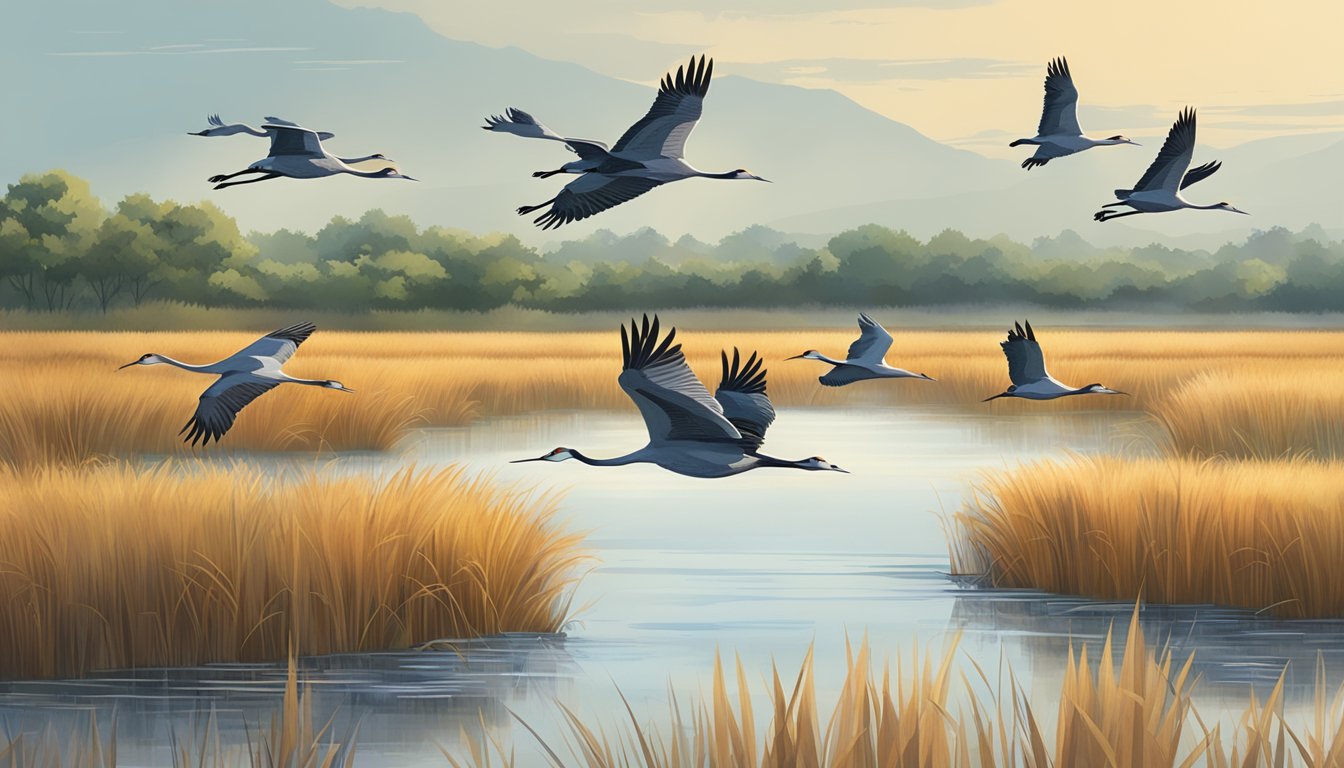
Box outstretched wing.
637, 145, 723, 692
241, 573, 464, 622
845, 313, 893, 363
483, 107, 610, 159
818, 365, 872, 388
617, 314, 740, 445
1132, 107, 1197, 194
1180, 160, 1221, 190
612, 55, 712, 159
262, 124, 326, 157
1001, 320, 1050, 386
181, 374, 280, 447
208, 113, 225, 127
528, 175, 664, 230
1037, 57, 1081, 137
714, 348, 775, 451
232, 322, 316, 366
265, 116, 335, 142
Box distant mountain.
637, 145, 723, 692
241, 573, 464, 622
5, 0, 1339, 247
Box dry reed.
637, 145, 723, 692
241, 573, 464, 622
446, 609, 1344, 767
0, 463, 584, 680
951, 456, 1344, 619
4, 328, 1344, 466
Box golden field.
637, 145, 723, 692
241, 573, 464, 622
0, 463, 583, 680
448, 614, 1344, 768
4, 327, 1344, 465
951, 456, 1344, 619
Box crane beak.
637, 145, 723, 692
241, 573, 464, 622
785, 354, 805, 360
920, 373, 937, 382
401, 174, 419, 182
116, 361, 137, 370
982, 392, 1009, 402
754, 175, 771, 183
509, 456, 546, 464
831, 466, 850, 474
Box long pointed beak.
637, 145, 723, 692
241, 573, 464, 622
786, 354, 805, 360
921, 373, 937, 382
982, 392, 1008, 402
188, 131, 207, 136
402, 175, 419, 182
341, 387, 356, 394
509, 457, 546, 464
1234, 207, 1249, 215
116, 361, 136, 370
832, 467, 850, 474
756, 176, 772, 183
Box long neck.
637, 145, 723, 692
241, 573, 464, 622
156, 355, 213, 373
815, 353, 846, 366
338, 154, 381, 164
751, 453, 815, 471
231, 124, 268, 137
701, 170, 741, 179
570, 449, 644, 467
277, 372, 329, 387
1191, 202, 1226, 210
343, 167, 393, 178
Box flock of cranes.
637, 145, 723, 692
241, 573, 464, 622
189, 54, 1245, 226
163, 52, 1243, 468
120, 314, 1118, 477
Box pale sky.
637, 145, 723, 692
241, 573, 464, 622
337, 0, 1344, 154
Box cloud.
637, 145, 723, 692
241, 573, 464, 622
730, 57, 1035, 83
50, 46, 310, 57
1206, 100, 1344, 117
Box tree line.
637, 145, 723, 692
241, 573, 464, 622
3, 169, 1344, 314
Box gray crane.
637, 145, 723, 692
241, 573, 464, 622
512, 315, 846, 477
118, 322, 354, 445
1095, 108, 1247, 221
190, 114, 390, 166
204, 122, 415, 190
983, 320, 1125, 402
1011, 57, 1138, 170
788, 313, 935, 387
485, 55, 768, 229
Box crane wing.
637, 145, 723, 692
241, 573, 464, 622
483, 107, 611, 161
845, 313, 893, 363
1180, 160, 1221, 190
1037, 57, 1081, 137
265, 116, 335, 142
714, 348, 775, 451
181, 375, 280, 446
262, 124, 326, 156
612, 55, 712, 159
1001, 320, 1050, 386
818, 365, 871, 387
528, 174, 664, 230
232, 322, 317, 366
1130, 107, 1197, 194
617, 314, 741, 446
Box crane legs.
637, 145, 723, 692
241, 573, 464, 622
213, 172, 283, 190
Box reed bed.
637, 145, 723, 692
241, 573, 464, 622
1154, 370, 1344, 461
446, 612, 1344, 767
4, 328, 1344, 465
0, 462, 583, 680
951, 456, 1344, 619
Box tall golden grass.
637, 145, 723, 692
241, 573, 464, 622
951, 456, 1344, 619
446, 611, 1344, 767
4, 328, 1344, 465
0, 462, 583, 680
1154, 370, 1344, 461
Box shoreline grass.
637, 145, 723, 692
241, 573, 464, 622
446, 610, 1338, 767
950, 456, 1344, 619
0, 463, 584, 681
5, 328, 1344, 465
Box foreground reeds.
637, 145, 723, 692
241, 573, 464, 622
3, 328, 1343, 466
0, 463, 583, 680
951, 456, 1344, 619
446, 611, 1344, 767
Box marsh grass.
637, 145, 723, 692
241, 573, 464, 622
951, 456, 1344, 619
5, 328, 1344, 466
0, 463, 583, 680
447, 610, 1344, 767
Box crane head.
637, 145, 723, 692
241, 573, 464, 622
118, 353, 163, 369
1217, 202, 1248, 215
511, 447, 574, 464
324, 380, 356, 393
799, 456, 848, 474
376, 168, 418, 182
732, 169, 770, 182
786, 350, 822, 361
1083, 383, 1127, 396
1105, 135, 1140, 146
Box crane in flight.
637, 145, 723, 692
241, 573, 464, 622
117, 322, 354, 446
788, 313, 935, 387
1095, 107, 1246, 221
1011, 57, 1138, 170
203, 121, 415, 190
983, 320, 1125, 402
512, 315, 846, 477
484, 55, 768, 229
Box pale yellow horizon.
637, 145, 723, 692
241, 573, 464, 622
338, 0, 1344, 153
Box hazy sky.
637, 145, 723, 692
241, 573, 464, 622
337, 0, 1343, 154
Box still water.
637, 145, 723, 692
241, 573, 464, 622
3, 407, 1341, 765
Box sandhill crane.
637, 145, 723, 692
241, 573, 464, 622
1011, 57, 1137, 170
983, 320, 1124, 402
788, 313, 935, 387
485, 55, 768, 229
205, 122, 415, 189
190, 115, 392, 165
117, 322, 354, 445
512, 315, 845, 477
1095, 108, 1246, 221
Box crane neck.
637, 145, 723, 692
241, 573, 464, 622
156, 355, 214, 373
277, 373, 329, 387
751, 453, 816, 471
570, 449, 644, 467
